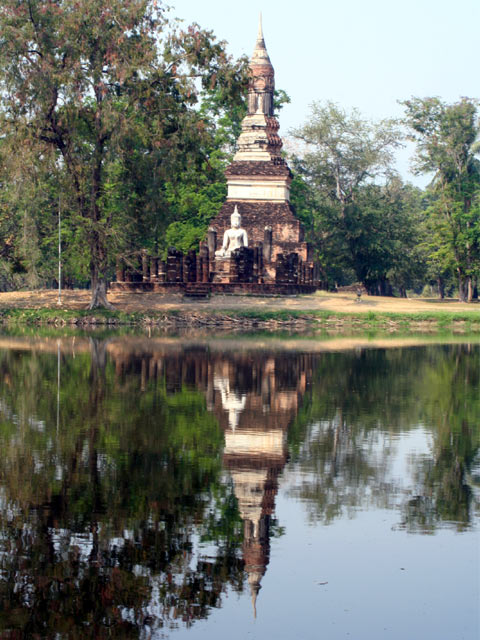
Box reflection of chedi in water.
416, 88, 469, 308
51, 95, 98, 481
111, 344, 312, 612
207, 354, 310, 614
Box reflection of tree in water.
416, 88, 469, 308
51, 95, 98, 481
0, 341, 312, 635
288, 345, 480, 530
0, 340, 478, 637
0, 341, 245, 637
400, 344, 480, 531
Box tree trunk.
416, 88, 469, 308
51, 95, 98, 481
466, 276, 473, 303
378, 278, 392, 296
437, 277, 445, 299
87, 114, 113, 310
88, 279, 113, 310
88, 270, 114, 309
458, 272, 467, 302
89, 338, 109, 373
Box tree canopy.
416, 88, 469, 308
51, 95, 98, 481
0, 0, 248, 306
288, 98, 480, 297
402, 97, 480, 301
290, 102, 420, 294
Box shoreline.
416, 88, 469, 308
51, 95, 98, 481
1, 308, 479, 334
0, 289, 479, 333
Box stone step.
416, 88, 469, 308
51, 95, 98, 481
183, 285, 211, 300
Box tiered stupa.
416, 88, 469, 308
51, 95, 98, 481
111, 19, 317, 294
208, 16, 311, 283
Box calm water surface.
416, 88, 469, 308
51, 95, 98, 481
0, 335, 478, 639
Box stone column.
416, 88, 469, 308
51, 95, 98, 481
185, 250, 197, 282
257, 242, 264, 283
207, 228, 217, 255
199, 244, 210, 283
254, 246, 263, 283
141, 250, 150, 282
150, 257, 158, 281
167, 248, 183, 283
263, 226, 272, 263
158, 260, 166, 283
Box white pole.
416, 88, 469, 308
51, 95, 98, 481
57, 194, 62, 305
57, 340, 60, 435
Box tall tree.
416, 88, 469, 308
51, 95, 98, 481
402, 97, 480, 301
291, 102, 413, 293
0, 0, 246, 307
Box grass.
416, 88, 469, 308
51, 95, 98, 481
0, 307, 140, 325
0, 304, 479, 333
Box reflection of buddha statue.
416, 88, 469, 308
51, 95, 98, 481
215, 206, 248, 258
214, 374, 246, 430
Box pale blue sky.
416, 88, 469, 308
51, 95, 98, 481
171, 0, 479, 183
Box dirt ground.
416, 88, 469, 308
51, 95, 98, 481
0, 288, 478, 315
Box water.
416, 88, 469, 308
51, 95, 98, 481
0, 335, 478, 639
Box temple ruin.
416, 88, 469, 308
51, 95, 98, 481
112, 18, 318, 295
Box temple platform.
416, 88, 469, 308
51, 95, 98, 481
111, 243, 319, 296
109, 281, 317, 296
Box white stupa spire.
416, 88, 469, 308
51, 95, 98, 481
257, 12, 264, 43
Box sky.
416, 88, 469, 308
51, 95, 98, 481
171, 0, 479, 184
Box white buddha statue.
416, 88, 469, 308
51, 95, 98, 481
215, 206, 248, 258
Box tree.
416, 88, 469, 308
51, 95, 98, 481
0, 0, 247, 307
402, 97, 480, 301
289, 169, 347, 288
291, 102, 417, 293
349, 179, 427, 296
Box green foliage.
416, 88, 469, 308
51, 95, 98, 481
164, 221, 206, 256
290, 102, 428, 293
0, 0, 248, 306
402, 97, 480, 301
162, 179, 227, 255
292, 101, 402, 201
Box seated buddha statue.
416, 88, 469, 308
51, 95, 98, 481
215, 207, 248, 258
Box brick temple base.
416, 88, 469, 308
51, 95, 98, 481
110, 281, 317, 296
112, 245, 320, 297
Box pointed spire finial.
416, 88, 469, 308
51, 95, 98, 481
257, 12, 263, 42
252, 13, 271, 64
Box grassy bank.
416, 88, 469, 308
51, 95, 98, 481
1, 305, 479, 333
